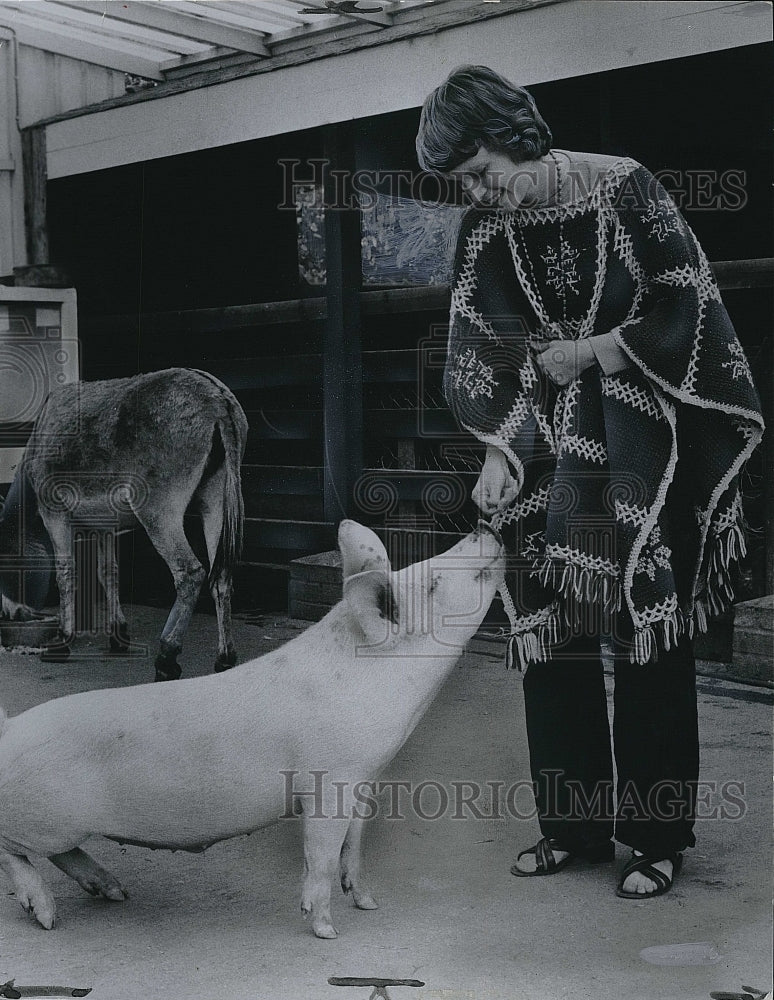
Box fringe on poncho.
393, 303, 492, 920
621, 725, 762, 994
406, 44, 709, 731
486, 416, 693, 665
444, 156, 764, 666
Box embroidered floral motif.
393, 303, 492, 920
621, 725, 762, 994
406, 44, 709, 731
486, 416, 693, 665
450, 347, 498, 400
541, 239, 581, 296
642, 199, 680, 243
711, 489, 743, 536
521, 530, 545, 559
635, 525, 672, 581
722, 340, 754, 385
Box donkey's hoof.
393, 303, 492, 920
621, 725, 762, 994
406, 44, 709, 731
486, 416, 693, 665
41, 638, 72, 663
213, 649, 237, 673
154, 655, 182, 682
109, 626, 130, 654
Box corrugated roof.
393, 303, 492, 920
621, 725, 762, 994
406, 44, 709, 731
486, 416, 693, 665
0, 0, 449, 81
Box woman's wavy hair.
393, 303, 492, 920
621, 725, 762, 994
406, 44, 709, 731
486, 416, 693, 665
416, 65, 552, 173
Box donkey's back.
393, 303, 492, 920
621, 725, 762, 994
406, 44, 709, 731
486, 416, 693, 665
28, 367, 241, 491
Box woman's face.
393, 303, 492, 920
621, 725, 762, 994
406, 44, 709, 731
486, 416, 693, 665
449, 146, 549, 209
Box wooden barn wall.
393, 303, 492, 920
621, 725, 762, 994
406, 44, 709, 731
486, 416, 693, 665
18, 45, 126, 129
45, 43, 773, 612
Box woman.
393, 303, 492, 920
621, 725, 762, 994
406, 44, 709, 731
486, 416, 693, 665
415, 66, 763, 897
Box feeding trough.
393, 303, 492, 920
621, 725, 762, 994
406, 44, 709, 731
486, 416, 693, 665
0, 616, 59, 652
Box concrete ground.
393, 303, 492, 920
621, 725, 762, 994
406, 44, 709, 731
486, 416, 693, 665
0, 605, 770, 1000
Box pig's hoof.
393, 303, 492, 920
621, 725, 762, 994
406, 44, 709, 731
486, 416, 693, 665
352, 890, 378, 910
19, 889, 56, 930
40, 638, 71, 663
154, 656, 182, 682
213, 649, 237, 673
78, 876, 128, 901
313, 920, 338, 939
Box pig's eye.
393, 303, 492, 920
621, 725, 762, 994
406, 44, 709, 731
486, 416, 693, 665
428, 574, 441, 594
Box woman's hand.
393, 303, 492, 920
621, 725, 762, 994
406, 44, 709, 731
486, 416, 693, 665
530, 338, 596, 386
472, 446, 520, 515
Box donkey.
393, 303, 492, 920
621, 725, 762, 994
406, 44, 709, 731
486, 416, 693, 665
0, 368, 248, 681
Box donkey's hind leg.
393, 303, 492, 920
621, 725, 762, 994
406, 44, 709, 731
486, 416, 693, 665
49, 847, 128, 901
198, 468, 237, 673
38, 512, 75, 663
133, 502, 207, 681
97, 532, 141, 656
0, 850, 55, 928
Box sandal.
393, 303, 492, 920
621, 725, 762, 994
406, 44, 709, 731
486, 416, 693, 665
510, 837, 613, 877
616, 850, 683, 899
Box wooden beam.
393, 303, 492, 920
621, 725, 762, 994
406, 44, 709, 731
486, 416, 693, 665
0, 9, 165, 78
160, 48, 256, 76
322, 123, 364, 521
20, 127, 48, 266
215, 1, 309, 28
0, 1, 207, 54
169, 0, 305, 33
78, 260, 773, 336
56, 0, 270, 57
710, 258, 774, 290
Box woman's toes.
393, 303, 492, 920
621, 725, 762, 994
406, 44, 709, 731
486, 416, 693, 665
621, 859, 673, 895
622, 871, 652, 894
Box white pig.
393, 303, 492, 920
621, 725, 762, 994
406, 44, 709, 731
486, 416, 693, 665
0, 519, 504, 938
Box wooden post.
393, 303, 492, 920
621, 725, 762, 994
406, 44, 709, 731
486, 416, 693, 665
21, 126, 49, 266
322, 123, 363, 522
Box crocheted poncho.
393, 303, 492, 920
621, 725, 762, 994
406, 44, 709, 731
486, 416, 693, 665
444, 156, 764, 666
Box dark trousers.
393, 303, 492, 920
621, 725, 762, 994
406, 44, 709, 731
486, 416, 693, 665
522, 628, 699, 857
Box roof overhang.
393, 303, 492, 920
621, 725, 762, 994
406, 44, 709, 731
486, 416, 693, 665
17, 0, 773, 179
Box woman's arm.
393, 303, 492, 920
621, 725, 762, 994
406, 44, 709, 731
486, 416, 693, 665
588, 332, 630, 375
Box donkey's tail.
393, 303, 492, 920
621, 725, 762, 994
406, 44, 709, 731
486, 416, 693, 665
210, 395, 247, 587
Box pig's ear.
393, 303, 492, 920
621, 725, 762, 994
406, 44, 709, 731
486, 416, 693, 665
339, 521, 397, 641
343, 568, 398, 643
337, 520, 391, 577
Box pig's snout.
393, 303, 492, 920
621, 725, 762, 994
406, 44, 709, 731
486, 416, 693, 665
476, 519, 504, 548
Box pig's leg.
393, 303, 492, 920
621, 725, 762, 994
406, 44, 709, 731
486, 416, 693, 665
340, 819, 378, 910
300, 814, 351, 939
48, 848, 128, 902
0, 851, 55, 929
38, 513, 75, 662
198, 470, 237, 673
133, 504, 206, 681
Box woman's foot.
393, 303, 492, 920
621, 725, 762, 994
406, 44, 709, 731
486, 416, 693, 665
511, 837, 614, 877
512, 843, 570, 875
620, 852, 672, 894
616, 850, 683, 899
